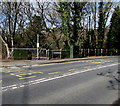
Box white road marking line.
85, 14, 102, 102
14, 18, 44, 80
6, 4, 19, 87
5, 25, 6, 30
84, 66, 91, 69
2, 78, 46, 91
12, 87, 17, 89
91, 62, 103, 64
19, 76, 36, 80
48, 72, 60, 75
2, 63, 119, 92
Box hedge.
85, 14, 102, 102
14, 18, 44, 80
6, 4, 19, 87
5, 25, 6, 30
13, 49, 32, 60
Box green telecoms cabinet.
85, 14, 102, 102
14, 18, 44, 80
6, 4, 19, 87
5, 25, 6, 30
70, 45, 79, 58
70, 45, 74, 58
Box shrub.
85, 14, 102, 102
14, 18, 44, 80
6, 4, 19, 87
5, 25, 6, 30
61, 50, 70, 58
13, 49, 32, 60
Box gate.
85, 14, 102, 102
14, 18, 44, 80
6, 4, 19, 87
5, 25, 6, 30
38, 48, 49, 59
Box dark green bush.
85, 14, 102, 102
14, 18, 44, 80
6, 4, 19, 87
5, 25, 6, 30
13, 49, 32, 60
108, 48, 118, 56
61, 50, 70, 58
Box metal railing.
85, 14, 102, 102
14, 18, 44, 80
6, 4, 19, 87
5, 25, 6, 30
3, 48, 119, 59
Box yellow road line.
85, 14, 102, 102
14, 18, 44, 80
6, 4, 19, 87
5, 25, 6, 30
48, 72, 60, 75
104, 61, 111, 62
29, 72, 43, 74
14, 72, 43, 76
68, 69, 76, 71
11, 70, 32, 74
12, 69, 32, 73
11, 71, 27, 74
3, 70, 13, 73
15, 75, 22, 77
10, 73, 16, 75
19, 73, 33, 75
3, 69, 32, 73
10, 73, 22, 77
38, 60, 89, 67
3, 70, 22, 73
19, 76, 36, 80
91, 62, 102, 64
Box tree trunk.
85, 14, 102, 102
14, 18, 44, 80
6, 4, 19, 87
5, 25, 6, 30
94, 2, 98, 49
0, 36, 10, 59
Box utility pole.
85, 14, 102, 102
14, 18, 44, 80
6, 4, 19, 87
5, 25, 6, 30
37, 34, 39, 59
11, 37, 14, 53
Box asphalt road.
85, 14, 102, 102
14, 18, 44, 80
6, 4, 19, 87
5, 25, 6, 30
1, 57, 119, 104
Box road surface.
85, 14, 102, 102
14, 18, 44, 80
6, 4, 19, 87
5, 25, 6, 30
1, 57, 119, 104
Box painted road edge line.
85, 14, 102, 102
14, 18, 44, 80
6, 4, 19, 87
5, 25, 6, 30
2, 63, 119, 92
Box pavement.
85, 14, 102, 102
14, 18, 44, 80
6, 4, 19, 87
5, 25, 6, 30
0, 56, 119, 68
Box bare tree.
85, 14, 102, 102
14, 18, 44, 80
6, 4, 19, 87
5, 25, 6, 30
0, 2, 23, 57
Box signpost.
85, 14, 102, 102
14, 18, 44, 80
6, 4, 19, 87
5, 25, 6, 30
37, 34, 39, 59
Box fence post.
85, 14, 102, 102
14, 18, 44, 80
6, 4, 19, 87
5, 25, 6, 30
101, 49, 103, 56
70, 45, 74, 58
84, 49, 86, 57
95, 49, 96, 56
83, 49, 85, 57
52, 50, 53, 58
116, 49, 118, 55
81, 49, 83, 57
88, 49, 90, 56
60, 49, 62, 59
47, 49, 49, 60
106, 49, 107, 56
